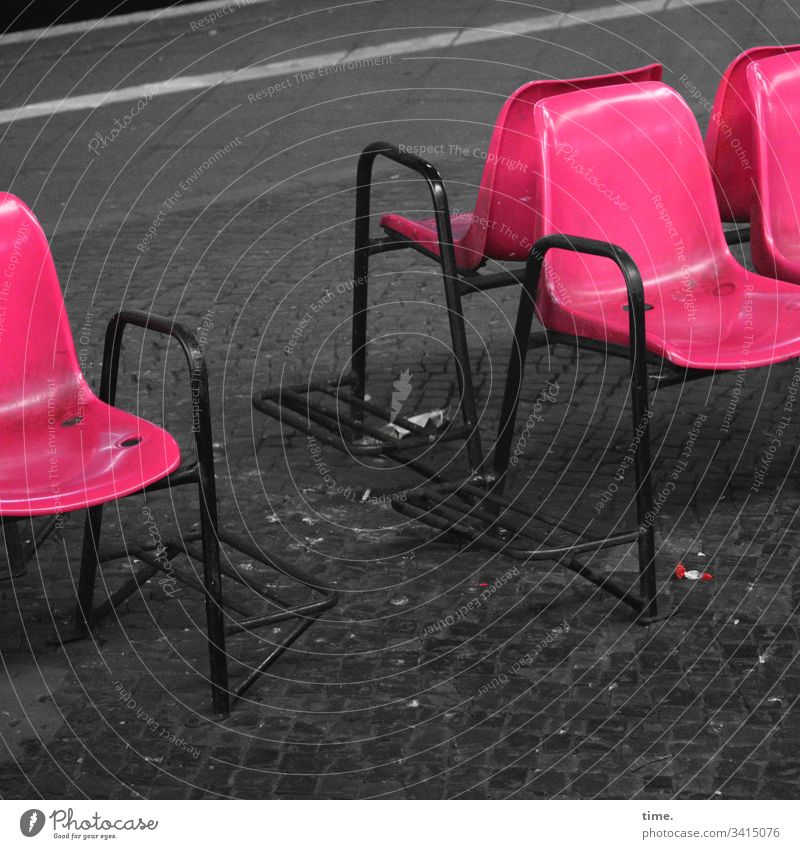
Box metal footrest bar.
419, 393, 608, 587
225, 600, 332, 636
55, 558, 163, 645
231, 617, 314, 701
209, 529, 336, 710
253, 377, 467, 459
152, 529, 336, 709
74, 543, 252, 618
129, 545, 254, 617
181, 541, 295, 610
89, 560, 161, 625
65, 527, 337, 713
393, 484, 646, 613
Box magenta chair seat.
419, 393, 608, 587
534, 82, 800, 371
540, 262, 800, 372
0, 194, 180, 517
0, 398, 179, 516
379, 64, 662, 272
379, 210, 479, 269
706, 44, 800, 223
747, 51, 800, 283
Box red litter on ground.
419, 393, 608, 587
674, 563, 713, 582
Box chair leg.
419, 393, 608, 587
351, 198, 370, 414
492, 273, 538, 488
631, 377, 657, 619
441, 269, 484, 475
195, 408, 231, 717
74, 504, 104, 634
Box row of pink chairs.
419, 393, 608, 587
385, 47, 800, 622
4, 48, 800, 716
255, 46, 800, 479
253, 45, 800, 621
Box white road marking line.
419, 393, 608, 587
0, 0, 280, 47
454, 0, 696, 45
0, 0, 730, 126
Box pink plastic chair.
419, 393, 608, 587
746, 52, 800, 282
395, 82, 800, 621
531, 83, 800, 371
254, 65, 662, 477
706, 44, 800, 223
0, 193, 335, 716
379, 64, 663, 272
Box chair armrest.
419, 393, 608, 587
525, 233, 648, 373
355, 141, 456, 260
99, 310, 210, 440
494, 233, 650, 481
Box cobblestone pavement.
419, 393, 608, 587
1, 0, 800, 799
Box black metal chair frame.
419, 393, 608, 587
394, 231, 751, 623
254, 141, 537, 479
58, 310, 337, 718
1, 517, 58, 580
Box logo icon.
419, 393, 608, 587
20, 810, 45, 837
390, 369, 413, 423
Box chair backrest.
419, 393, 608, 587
533, 81, 731, 317
706, 44, 800, 222
747, 51, 800, 273
460, 63, 663, 263
0, 193, 84, 417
